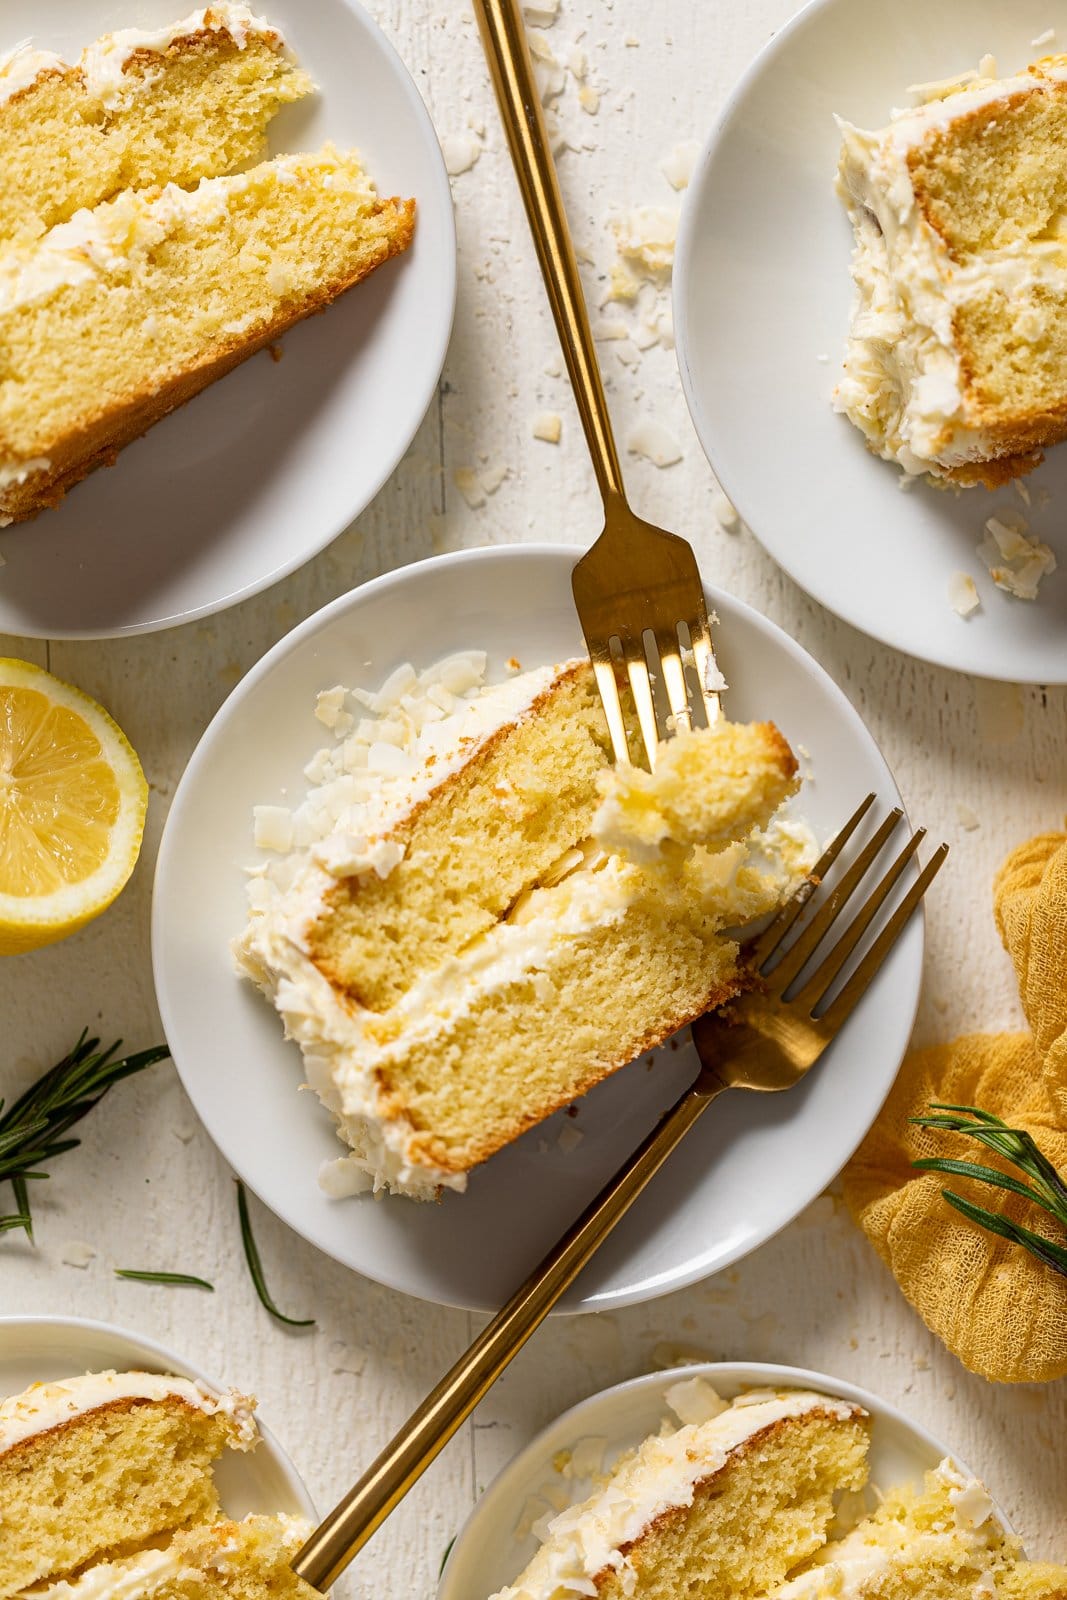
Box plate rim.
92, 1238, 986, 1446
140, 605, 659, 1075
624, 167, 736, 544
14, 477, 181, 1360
0, 0, 457, 641
438, 1357, 1010, 1598
672, 0, 1065, 684
151, 540, 923, 1314
0, 1312, 317, 1518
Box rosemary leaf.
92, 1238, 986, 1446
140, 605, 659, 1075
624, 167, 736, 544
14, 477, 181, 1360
912, 1156, 1063, 1218
439, 1537, 456, 1577
236, 1181, 315, 1328
913, 1101, 1067, 1279
0, 1035, 169, 1236
115, 1269, 215, 1291
9, 1176, 31, 1240
941, 1191, 1067, 1279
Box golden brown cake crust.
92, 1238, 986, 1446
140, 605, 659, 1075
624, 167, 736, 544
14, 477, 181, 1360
0, 1391, 229, 1466
0, 196, 415, 524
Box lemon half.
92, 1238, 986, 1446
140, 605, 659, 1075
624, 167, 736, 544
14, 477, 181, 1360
0, 659, 148, 954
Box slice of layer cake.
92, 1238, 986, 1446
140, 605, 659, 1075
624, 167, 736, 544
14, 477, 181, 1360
772, 1458, 1067, 1600
30, 1514, 316, 1600
490, 1387, 870, 1600
0, 148, 414, 523
236, 654, 810, 1198
0, 7, 312, 249
834, 57, 1067, 486
0, 1370, 256, 1598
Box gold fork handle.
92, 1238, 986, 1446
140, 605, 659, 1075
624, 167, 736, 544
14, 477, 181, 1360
291, 1069, 726, 1590
472, 0, 626, 508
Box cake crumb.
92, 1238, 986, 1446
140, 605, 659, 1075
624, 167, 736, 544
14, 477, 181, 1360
956, 803, 980, 831
532, 411, 562, 443
480, 462, 509, 496
506, 656, 522, 672
948, 571, 981, 617
977, 514, 1056, 600
627, 420, 683, 467
1031, 28, 1055, 47
659, 140, 700, 191
454, 466, 486, 508
578, 84, 600, 114
61, 1241, 96, 1269
441, 133, 482, 176
267, 342, 284, 363
614, 206, 679, 275
523, 0, 559, 23
711, 488, 740, 532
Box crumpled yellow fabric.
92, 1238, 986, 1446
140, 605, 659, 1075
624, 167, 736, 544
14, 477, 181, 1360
843, 829, 1067, 1384
993, 830, 1067, 1126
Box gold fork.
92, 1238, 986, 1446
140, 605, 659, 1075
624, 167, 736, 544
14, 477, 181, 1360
472, 0, 719, 767
291, 798, 947, 1589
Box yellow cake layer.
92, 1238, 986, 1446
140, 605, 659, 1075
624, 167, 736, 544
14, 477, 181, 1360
775, 1462, 1067, 1600
0, 15, 311, 248
35, 1515, 317, 1600
0, 148, 415, 522
308, 663, 616, 1012
908, 67, 1067, 256
0, 1396, 241, 1597
372, 866, 753, 1174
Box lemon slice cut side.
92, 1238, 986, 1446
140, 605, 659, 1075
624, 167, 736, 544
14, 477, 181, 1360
0, 660, 148, 954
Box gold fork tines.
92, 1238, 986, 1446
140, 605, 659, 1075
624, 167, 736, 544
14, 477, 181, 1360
290, 798, 947, 1591
469, 0, 720, 769
692, 797, 949, 1087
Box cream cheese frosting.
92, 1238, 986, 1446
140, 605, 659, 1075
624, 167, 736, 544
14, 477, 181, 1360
772, 1460, 1002, 1600
0, 1370, 258, 1455
833, 58, 1067, 479
491, 1389, 862, 1600
236, 653, 812, 1201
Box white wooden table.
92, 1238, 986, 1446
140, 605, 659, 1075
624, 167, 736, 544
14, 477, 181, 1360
2, 1, 1064, 1592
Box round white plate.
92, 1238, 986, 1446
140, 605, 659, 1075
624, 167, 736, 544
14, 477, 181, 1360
0, 1315, 315, 1520
0, 0, 455, 639
674, 0, 1067, 683
152, 543, 923, 1314
439, 1360, 1008, 1599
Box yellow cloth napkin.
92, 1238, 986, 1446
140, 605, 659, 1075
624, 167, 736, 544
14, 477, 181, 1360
993, 830, 1067, 1126
844, 829, 1067, 1384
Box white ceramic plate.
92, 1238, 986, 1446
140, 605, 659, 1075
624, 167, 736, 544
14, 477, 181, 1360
438, 1360, 1009, 1599
152, 544, 923, 1314
0, 0, 455, 639
0, 1315, 315, 1520
674, 0, 1067, 683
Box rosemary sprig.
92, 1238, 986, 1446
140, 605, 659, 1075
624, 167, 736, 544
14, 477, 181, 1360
236, 1181, 315, 1327
0, 1032, 169, 1235
115, 1269, 215, 1291
911, 1101, 1067, 1280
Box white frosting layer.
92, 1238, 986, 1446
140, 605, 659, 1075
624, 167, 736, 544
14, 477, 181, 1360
492, 1389, 862, 1600
773, 1459, 1002, 1600
0, 1370, 258, 1454
834, 58, 1067, 477
80, 5, 288, 108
